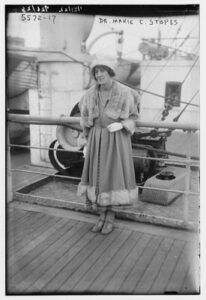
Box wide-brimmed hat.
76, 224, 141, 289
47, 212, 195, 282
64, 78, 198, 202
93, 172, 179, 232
91, 56, 117, 76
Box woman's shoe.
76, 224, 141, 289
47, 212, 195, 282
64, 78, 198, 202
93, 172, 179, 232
101, 210, 115, 234
91, 219, 104, 233
101, 221, 113, 235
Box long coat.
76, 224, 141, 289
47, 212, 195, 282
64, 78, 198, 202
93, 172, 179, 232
77, 81, 139, 208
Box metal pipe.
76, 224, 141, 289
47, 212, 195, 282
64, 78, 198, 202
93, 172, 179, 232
9, 143, 83, 154
7, 114, 199, 131
132, 155, 199, 166
136, 120, 199, 131
11, 169, 81, 181
7, 114, 80, 125
9, 144, 199, 166
132, 144, 199, 161
8, 143, 199, 166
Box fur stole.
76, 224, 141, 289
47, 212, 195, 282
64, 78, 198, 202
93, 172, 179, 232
79, 81, 139, 132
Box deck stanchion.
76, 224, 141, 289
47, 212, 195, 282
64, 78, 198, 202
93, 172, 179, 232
7, 124, 13, 202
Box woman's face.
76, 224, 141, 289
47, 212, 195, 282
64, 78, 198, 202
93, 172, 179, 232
94, 66, 111, 85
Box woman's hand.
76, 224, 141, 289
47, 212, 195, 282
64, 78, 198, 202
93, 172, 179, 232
107, 122, 123, 133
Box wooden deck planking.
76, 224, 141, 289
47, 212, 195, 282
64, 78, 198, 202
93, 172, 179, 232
134, 237, 174, 294
71, 229, 133, 293
8, 214, 61, 262
119, 235, 163, 294
7, 207, 32, 223
7, 206, 198, 295
148, 239, 185, 294
8, 215, 62, 267
8, 219, 78, 292
10, 214, 61, 252
7, 212, 51, 258
87, 231, 142, 293
8, 221, 91, 293
8, 213, 56, 255
24, 222, 94, 293
7, 210, 51, 242
58, 228, 123, 292
165, 243, 192, 293
7, 210, 34, 231
40, 229, 120, 293
103, 233, 151, 293
8, 218, 71, 279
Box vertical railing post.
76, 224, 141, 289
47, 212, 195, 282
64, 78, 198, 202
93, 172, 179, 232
183, 130, 192, 223
7, 123, 13, 202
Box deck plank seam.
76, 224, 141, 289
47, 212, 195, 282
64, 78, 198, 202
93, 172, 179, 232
7, 210, 33, 224
9, 221, 91, 292
59, 228, 124, 291
34, 223, 95, 291
134, 237, 175, 294
7, 213, 55, 258
99, 231, 143, 292
72, 229, 132, 293
102, 231, 145, 293
133, 235, 164, 293
69, 229, 128, 292
42, 230, 103, 292
8, 218, 74, 280
96, 232, 143, 293
147, 237, 176, 294
147, 239, 185, 294
164, 240, 186, 293
8, 213, 58, 250
115, 233, 152, 292
7, 211, 36, 230
119, 235, 163, 293
61, 229, 124, 293
8, 214, 61, 256
8, 216, 63, 266
11, 221, 85, 291
165, 242, 191, 293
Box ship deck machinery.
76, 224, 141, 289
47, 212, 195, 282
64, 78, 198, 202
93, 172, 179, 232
48, 105, 171, 186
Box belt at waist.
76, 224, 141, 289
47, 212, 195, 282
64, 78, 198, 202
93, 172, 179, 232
93, 120, 108, 128
93, 124, 107, 129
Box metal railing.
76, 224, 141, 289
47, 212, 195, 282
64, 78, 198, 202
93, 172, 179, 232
7, 113, 200, 228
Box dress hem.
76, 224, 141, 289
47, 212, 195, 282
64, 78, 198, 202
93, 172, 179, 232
77, 183, 139, 207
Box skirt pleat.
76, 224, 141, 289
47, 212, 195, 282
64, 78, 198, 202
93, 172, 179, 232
78, 126, 138, 207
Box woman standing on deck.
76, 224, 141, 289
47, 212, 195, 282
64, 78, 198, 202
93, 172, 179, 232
77, 57, 139, 234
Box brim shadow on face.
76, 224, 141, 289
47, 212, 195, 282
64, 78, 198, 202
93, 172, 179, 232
92, 65, 115, 78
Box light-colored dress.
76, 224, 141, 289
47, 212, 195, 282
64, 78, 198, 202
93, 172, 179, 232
77, 81, 139, 209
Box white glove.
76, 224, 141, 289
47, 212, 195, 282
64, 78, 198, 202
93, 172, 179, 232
107, 122, 123, 133
83, 146, 87, 157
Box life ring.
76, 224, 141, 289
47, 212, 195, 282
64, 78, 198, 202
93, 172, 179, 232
48, 140, 70, 174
